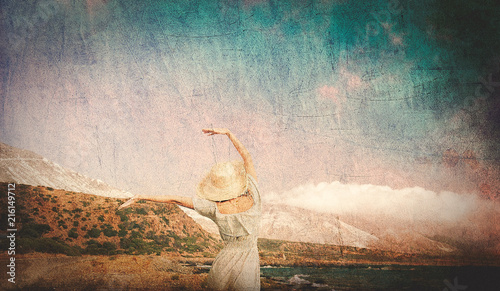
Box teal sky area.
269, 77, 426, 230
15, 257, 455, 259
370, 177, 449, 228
1, 0, 499, 198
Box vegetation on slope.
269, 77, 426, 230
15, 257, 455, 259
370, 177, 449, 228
0, 183, 222, 257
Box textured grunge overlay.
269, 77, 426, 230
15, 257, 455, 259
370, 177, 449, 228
0, 0, 499, 289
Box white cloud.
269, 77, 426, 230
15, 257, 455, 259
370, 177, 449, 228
265, 181, 486, 224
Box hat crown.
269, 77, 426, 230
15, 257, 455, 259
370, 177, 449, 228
210, 163, 237, 189
197, 160, 247, 201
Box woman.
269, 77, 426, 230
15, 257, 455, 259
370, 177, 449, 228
119, 128, 261, 290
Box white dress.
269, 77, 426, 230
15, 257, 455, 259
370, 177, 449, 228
193, 175, 261, 290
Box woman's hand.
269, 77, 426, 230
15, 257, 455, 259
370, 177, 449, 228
202, 127, 257, 181
202, 128, 230, 136
118, 194, 140, 210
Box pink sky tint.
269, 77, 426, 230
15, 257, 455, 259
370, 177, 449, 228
85, 0, 107, 16
390, 33, 404, 46
317, 69, 365, 102
318, 85, 340, 101
336, 67, 367, 90
317, 84, 344, 126
380, 21, 406, 47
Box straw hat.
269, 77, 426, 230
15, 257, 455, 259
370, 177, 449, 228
197, 160, 248, 202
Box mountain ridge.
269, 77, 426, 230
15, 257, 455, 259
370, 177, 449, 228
0, 142, 132, 198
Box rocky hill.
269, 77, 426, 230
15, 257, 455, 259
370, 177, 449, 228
260, 204, 378, 249
0, 142, 132, 198
0, 183, 221, 257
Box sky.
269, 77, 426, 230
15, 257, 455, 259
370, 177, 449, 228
1, 0, 499, 207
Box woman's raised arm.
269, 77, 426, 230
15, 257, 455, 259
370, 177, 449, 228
202, 128, 257, 181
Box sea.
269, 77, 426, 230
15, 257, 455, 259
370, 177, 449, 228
260, 265, 500, 290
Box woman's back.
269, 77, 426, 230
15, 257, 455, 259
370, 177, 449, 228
194, 175, 261, 240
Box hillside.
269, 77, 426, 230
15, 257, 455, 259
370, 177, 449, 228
0, 183, 221, 257
260, 204, 378, 248
0, 142, 132, 198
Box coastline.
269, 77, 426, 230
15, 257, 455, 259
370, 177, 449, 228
1, 253, 499, 290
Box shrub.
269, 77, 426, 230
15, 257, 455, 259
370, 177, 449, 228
153, 207, 165, 215
118, 229, 128, 238
19, 223, 52, 238
129, 222, 141, 230
119, 237, 161, 255
130, 230, 142, 239
87, 227, 101, 238
22, 216, 34, 224
84, 240, 117, 255
103, 227, 118, 237
116, 211, 129, 222
98, 215, 105, 222
167, 231, 180, 241
68, 228, 78, 239
146, 231, 156, 240
102, 242, 116, 252
19, 237, 81, 256
135, 208, 148, 215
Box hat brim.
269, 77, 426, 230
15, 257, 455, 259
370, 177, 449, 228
197, 160, 248, 201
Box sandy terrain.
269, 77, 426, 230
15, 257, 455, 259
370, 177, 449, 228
0, 253, 288, 290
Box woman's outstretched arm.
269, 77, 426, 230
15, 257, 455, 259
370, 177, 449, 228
118, 194, 194, 210
202, 128, 257, 181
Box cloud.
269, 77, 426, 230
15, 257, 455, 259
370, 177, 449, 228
265, 181, 500, 249
265, 181, 493, 224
